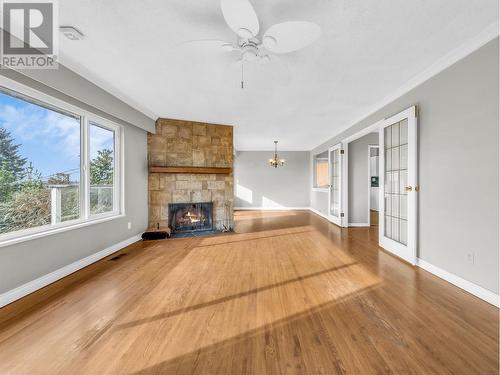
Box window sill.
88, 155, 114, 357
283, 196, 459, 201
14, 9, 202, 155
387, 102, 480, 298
0, 214, 125, 249
312, 188, 329, 193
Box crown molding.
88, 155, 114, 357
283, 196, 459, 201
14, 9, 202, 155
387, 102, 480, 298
311, 21, 500, 152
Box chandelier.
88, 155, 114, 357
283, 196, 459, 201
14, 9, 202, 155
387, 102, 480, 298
269, 141, 285, 168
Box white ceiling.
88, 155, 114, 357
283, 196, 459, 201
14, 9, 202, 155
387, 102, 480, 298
58, 0, 499, 150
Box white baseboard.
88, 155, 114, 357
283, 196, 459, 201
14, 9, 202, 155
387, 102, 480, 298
0, 234, 142, 308
349, 222, 369, 227
235, 207, 310, 211
308, 207, 330, 221
416, 259, 499, 307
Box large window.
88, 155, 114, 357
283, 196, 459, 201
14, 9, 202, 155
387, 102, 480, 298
313, 151, 329, 189
0, 84, 121, 243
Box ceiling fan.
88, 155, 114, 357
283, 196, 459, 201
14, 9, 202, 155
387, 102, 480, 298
185, 0, 321, 86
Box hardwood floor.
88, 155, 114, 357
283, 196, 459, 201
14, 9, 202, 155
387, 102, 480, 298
0, 210, 497, 374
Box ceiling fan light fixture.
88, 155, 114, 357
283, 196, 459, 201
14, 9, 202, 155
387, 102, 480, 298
237, 27, 254, 39
262, 35, 277, 49
242, 49, 257, 61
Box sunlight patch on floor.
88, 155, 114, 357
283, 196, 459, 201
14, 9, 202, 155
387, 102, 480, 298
105, 227, 381, 373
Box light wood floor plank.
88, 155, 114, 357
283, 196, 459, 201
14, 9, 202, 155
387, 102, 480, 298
0, 210, 497, 374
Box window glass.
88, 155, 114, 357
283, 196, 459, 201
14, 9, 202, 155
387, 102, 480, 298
0, 89, 81, 235
89, 123, 115, 215
314, 151, 328, 188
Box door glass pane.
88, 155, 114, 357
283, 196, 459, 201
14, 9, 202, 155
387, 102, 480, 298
400, 144, 408, 170
384, 215, 391, 237
385, 172, 392, 193
383, 120, 408, 245
392, 171, 399, 194
391, 217, 399, 242
400, 219, 407, 245
400, 119, 408, 144
329, 148, 340, 217
385, 149, 391, 171
391, 122, 400, 147
384, 126, 392, 148
391, 147, 400, 170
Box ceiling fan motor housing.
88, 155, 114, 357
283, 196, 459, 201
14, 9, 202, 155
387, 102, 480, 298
241, 43, 259, 61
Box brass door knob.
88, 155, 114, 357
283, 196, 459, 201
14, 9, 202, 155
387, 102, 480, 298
404, 186, 413, 192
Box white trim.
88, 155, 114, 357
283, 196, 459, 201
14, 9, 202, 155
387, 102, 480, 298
0, 214, 125, 249
0, 75, 125, 247
341, 120, 384, 229
57, 52, 158, 121
341, 142, 348, 227
348, 222, 370, 227
235, 207, 310, 211
310, 21, 499, 152
0, 234, 141, 308
343, 120, 384, 144
327, 143, 343, 226
311, 188, 329, 193
367, 145, 379, 226
308, 207, 330, 221
417, 258, 499, 307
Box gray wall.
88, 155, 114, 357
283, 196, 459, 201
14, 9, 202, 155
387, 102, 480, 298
235, 151, 310, 208
311, 38, 499, 294
348, 133, 378, 224
0, 68, 149, 295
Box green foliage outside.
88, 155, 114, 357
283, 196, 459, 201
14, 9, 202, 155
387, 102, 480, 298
0, 126, 113, 234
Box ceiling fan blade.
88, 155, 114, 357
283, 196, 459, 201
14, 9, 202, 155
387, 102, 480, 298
220, 0, 259, 39
263, 21, 321, 54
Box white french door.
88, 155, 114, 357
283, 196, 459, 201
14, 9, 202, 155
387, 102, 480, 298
379, 106, 418, 264
328, 144, 342, 226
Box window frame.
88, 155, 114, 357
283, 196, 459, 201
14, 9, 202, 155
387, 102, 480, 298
0, 75, 124, 248
312, 152, 329, 192
87, 120, 122, 220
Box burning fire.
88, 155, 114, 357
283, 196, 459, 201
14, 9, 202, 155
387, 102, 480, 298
184, 211, 201, 224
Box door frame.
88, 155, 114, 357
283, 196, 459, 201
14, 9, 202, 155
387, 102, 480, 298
367, 145, 379, 226
327, 143, 343, 226
378, 106, 418, 265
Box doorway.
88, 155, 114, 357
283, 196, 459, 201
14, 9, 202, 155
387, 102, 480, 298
368, 145, 379, 227
336, 105, 418, 264
345, 132, 379, 227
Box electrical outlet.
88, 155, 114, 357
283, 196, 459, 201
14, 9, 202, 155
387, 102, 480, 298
127, 222, 132, 230
467, 252, 475, 265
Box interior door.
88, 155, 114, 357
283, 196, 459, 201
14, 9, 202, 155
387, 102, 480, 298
379, 106, 418, 264
328, 144, 342, 226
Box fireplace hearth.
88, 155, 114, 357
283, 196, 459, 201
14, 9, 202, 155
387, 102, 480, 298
168, 202, 213, 234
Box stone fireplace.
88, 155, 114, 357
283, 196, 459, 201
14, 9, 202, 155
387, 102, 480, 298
148, 118, 234, 233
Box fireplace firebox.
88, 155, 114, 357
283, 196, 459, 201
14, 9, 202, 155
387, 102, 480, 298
168, 202, 214, 233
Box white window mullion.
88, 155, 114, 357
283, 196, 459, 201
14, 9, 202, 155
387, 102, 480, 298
114, 126, 122, 215
82, 117, 90, 220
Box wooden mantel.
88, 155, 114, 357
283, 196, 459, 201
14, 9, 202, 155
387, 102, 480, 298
149, 166, 232, 174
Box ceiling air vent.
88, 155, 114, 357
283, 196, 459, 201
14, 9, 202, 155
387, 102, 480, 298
60, 26, 85, 41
